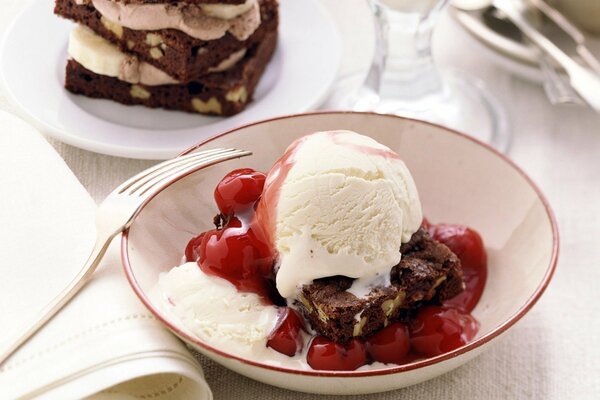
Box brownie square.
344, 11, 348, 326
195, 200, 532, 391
296, 228, 465, 343
64, 29, 277, 116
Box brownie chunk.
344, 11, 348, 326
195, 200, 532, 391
54, 0, 278, 82
110, 0, 248, 4
64, 29, 276, 116
296, 228, 464, 343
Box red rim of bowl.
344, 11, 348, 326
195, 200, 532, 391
121, 111, 559, 377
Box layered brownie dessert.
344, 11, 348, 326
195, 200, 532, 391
54, 0, 278, 115
153, 130, 488, 370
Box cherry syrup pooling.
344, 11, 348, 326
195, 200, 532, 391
184, 170, 488, 370
425, 221, 488, 312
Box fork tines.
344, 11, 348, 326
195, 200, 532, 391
118, 148, 252, 197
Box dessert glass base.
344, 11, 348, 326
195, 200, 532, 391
346, 70, 511, 152
336, 0, 512, 153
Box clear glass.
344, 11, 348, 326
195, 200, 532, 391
344, 0, 511, 151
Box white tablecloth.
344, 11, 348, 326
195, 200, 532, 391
1, 0, 599, 398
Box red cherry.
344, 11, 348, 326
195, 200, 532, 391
214, 168, 266, 216
195, 216, 274, 300
431, 224, 486, 271
199, 217, 272, 279
409, 306, 479, 357
267, 308, 305, 356
307, 336, 367, 371
431, 224, 487, 312
184, 232, 205, 262
365, 323, 410, 364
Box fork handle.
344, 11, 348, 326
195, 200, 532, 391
538, 51, 584, 106
0, 234, 116, 366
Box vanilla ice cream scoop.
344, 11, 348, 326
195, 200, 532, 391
155, 263, 278, 352
256, 130, 423, 299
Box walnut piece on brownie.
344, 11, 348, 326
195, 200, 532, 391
296, 228, 464, 343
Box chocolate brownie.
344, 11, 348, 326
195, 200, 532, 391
108, 0, 248, 4
296, 228, 465, 343
65, 29, 276, 116
54, 0, 278, 82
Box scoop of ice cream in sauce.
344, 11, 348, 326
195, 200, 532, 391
255, 130, 423, 299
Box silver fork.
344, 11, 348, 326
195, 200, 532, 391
0, 147, 251, 366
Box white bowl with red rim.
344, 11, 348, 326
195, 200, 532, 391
121, 111, 558, 395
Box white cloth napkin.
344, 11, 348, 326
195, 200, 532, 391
0, 111, 211, 400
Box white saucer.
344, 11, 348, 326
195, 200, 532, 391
0, 0, 341, 159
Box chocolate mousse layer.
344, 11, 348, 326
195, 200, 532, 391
65, 29, 277, 115
55, 0, 278, 82
104, 0, 248, 4
296, 228, 465, 343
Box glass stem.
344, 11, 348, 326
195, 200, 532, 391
364, 1, 448, 103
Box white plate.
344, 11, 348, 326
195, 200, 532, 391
0, 0, 341, 159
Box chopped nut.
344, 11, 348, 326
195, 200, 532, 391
426, 276, 447, 299
380, 291, 406, 317
191, 97, 222, 114
432, 276, 447, 290
130, 85, 151, 99
411, 293, 424, 302
160, 43, 168, 51
225, 86, 248, 103
126, 40, 135, 50
381, 300, 393, 317
100, 16, 123, 39
315, 304, 329, 322
145, 33, 163, 46
298, 293, 313, 312
149, 47, 164, 59
353, 316, 367, 337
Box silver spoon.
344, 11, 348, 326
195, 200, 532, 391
483, 4, 583, 105
491, 0, 600, 112
453, 0, 583, 105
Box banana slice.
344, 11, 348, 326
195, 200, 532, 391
68, 25, 125, 79
67, 25, 177, 86
200, 0, 255, 20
